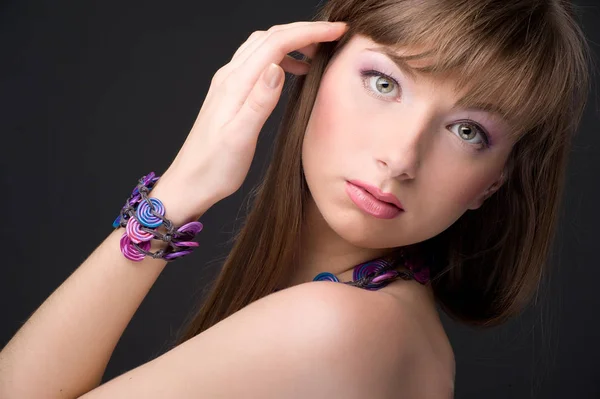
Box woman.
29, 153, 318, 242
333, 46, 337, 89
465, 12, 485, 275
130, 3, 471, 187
0, 0, 590, 397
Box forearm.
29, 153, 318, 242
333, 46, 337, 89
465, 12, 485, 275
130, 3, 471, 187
0, 178, 206, 399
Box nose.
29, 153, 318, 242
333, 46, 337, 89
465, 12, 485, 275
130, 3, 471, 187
374, 110, 430, 181
376, 157, 417, 180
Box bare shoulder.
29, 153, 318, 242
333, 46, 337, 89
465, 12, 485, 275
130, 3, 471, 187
377, 281, 456, 398
274, 281, 456, 398
80, 281, 453, 399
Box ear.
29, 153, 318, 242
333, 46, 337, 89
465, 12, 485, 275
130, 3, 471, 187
467, 171, 507, 210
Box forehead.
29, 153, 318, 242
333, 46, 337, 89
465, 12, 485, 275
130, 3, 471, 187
341, 35, 429, 65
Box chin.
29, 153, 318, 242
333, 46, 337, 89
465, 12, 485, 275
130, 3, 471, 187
320, 207, 414, 249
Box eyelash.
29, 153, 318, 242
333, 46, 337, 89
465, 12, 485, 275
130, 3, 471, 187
359, 68, 401, 100
359, 68, 491, 151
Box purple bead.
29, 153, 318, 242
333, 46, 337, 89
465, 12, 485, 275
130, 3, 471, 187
128, 194, 142, 206
120, 233, 151, 262
141, 172, 156, 186
173, 241, 199, 248
164, 249, 194, 260
413, 268, 430, 284
176, 221, 203, 235
372, 271, 397, 283
174, 221, 203, 241
353, 258, 388, 281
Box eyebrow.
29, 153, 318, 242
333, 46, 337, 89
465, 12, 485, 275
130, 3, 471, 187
365, 46, 418, 80
365, 46, 509, 120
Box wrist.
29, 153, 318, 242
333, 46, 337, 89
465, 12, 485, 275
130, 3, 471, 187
147, 175, 214, 226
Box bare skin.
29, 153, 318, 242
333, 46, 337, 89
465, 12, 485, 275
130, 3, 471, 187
0, 22, 470, 398
281, 32, 518, 394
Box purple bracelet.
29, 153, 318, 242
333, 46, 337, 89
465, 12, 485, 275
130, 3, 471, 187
112, 172, 203, 262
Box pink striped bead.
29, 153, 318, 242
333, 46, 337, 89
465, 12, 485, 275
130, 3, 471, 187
125, 217, 154, 243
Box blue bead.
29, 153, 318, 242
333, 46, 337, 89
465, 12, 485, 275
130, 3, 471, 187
112, 215, 121, 228
136, 198, 165, 228
313, 272, 339, 282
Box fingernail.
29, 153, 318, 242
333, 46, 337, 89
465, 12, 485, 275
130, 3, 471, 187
264, 63, 282, 89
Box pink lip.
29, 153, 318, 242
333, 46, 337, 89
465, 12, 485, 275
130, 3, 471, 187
347, 180, 404, 210
345, 181, 404, 219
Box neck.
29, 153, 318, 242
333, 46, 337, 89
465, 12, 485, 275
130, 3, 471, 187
283, 196, 394, 288
281, 196, 438, 313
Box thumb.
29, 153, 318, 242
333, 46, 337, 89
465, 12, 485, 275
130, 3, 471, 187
229, 63, 285, 135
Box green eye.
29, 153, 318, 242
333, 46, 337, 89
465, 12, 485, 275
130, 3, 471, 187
448, 121, 490, 150
458, 124, 477, 140
360, 70, 400, 99
375, 76, 394, 94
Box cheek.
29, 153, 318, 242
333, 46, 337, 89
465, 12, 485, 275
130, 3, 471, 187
428, 150, 504, 211
303, 74, 359, 166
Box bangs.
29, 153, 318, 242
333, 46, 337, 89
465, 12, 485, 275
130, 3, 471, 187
334, 0, 588, 141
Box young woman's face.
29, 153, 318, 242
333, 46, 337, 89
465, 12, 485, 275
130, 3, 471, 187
302, 35, 515, 249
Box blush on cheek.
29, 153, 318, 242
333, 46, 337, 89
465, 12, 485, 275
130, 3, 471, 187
306, 86, 345, 141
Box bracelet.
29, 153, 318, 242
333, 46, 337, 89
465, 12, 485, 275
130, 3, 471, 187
112, 172, 203, 262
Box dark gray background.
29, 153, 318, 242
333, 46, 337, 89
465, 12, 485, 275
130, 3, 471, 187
1, 1, 599, 397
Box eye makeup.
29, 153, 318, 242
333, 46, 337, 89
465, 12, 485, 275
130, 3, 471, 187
359, 68, 402, 101
356, 51, 501, 152
356, 52, 409, 101
447, 120, 491, 152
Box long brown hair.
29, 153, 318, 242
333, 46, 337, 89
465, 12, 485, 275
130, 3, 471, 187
174, 0, 590, 345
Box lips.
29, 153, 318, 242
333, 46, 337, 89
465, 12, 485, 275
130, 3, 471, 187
345, 181, 404, 220
347, 179, 404, 210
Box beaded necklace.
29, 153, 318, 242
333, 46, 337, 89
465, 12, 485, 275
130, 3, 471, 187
312, 248, 430, 291
273, 248, 432, 293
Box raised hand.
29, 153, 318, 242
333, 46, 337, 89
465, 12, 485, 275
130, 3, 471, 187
152, 21, 348, 223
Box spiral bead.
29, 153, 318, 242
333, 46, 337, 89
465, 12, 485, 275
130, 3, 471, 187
120, 233, 152, 262
136, 198, 165, 228
352, 259, 388, 281
113, 172, 208, 262
164, 249, 194, 260
175, 221, 204, 240
313, 272, 340, 282
274, 247, 432, 293
125, 217, 154, 243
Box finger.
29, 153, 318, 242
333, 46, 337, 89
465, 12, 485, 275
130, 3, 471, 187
209, 22, 345, 114
229, 22, 327, 74
228, 22, 347, 105
214, 23, 321, 90
227, 63, 285, 139
294, 43, 319, 60
207, 51, 308, 105
280, 55, 311, 75
230, 21, 321, 63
